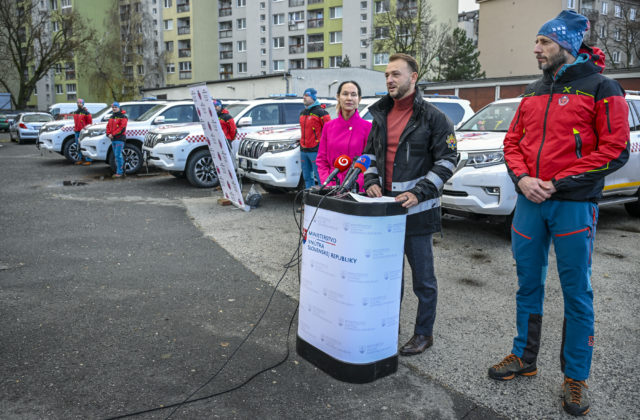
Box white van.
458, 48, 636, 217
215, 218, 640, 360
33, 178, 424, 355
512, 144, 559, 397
48, 102, 107, 120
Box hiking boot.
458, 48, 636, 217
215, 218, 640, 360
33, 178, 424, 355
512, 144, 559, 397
81, 161, 92, 166
488, 353, 537, 380
74, 160, 83, 165
562, 377, 590, 416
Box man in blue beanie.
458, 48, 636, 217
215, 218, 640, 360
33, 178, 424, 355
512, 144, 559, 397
487, 10, 630, 417
299, 88, 330, 189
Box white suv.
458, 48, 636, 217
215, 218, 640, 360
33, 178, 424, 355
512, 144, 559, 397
442, 95, 640, 231
237, 95, 470, 192
143, 97, 324, 187
38, 102, 160, 163
80, 100, 201, 174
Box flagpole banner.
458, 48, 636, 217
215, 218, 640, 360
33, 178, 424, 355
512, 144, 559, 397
190, 84, 249, 212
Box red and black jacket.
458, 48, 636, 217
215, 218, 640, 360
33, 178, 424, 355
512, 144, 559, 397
504, 45, 630, 202
217, 108, 237, 141
72, 107, 92, 132
106, 110, 128, 141
299, 103, 331, 152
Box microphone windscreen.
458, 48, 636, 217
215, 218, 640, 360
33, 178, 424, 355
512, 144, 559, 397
353, 155, 371, 172
333, 154, 352, 172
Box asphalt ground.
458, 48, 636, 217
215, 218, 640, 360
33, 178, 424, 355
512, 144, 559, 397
0, 136, 504, 419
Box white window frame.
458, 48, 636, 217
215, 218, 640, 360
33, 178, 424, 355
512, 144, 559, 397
55, 84, 63, 94
374, 52, 389, 65
375, 1, 388, 14
273, 36, 285, 49
360, 1, 367, 10
614, 5, 622, 18
631, 8, 637, 20
164, 0, 172, 8
330, 6, 342, 19
273, 13, 285, 25
360, 52, 367, 60
237, 0, 246, 6
612, 50, 621, 63
566, 0, 575, 9
163, 19, 173, 30
60, 0, 71, 8
330, 31, 342, 44
66, 83, 76, 94
273, 60, 285, 71
601, 2, 608, 15
237, 40, 247, 52
179, 61, 192, 71
237, 18, 246, 30
238, 62, 247, 73
329, 56, 342, 68
166, 63, 175, 73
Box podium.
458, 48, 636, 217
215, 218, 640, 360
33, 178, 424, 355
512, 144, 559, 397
296, 190, 407, 383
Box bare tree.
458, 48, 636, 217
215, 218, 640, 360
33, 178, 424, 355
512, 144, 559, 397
0, 0, 93, 109
370, 0, 450, 81
594, 3, 640, 69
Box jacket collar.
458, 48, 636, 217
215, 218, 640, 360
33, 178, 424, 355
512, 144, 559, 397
369, 88, 423, 121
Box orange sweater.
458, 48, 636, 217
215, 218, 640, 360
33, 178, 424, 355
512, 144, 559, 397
385, 92, 415, 190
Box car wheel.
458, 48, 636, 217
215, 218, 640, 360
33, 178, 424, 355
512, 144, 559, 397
624, 190, 640, 218
17, 132, 24, 144
62, 138, 80, 163
502, 211, 514, 240
110, 143, 143, 175
186, 149, 219, 188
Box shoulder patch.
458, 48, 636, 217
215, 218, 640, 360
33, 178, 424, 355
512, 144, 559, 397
446, 134, 457, 150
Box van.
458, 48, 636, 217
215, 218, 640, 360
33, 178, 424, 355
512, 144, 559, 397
48, 102, 107, 120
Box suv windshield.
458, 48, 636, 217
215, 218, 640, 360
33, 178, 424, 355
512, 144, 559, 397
225, 104, 249, 118
458, 102, 519, 132
92, 106, 111, 119
135, 104, 166, 122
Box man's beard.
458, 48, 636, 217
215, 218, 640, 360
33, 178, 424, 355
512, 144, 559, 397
390, 79, 413, 99
539, 50, 568, 74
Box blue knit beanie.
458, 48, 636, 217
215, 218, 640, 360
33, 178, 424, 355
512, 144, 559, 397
303, 88, 317, 101
213, 99, 222, 107
538, 10, 589, 57
112, 102, 120, 108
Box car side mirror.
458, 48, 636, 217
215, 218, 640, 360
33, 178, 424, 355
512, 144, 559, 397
153, 115, 165, 125
237, 116, 252, 127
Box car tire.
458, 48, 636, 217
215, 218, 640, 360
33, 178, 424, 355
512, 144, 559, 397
62, 138, 80, 163
185, 149, 219, 188
109, 143, 143, 175
624, 190, 640, 218
502, 212, 514, 240
17, 133, 24, 144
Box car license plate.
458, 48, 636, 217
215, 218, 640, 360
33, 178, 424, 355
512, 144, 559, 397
239, 158, 249, 169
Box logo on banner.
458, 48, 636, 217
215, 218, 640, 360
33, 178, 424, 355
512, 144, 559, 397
197, 91, 202, 99
197, 109, 201, 117
302, 228, 308, 243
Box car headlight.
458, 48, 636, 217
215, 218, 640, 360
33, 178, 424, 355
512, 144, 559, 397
89, 128, 106, 137
40, 123, 65, 133
464, 150, 505, 168
267, 141, 298, 153
159, 132, 189, 143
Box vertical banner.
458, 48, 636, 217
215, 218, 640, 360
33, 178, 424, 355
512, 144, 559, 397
190, 84, 249, 212
298, 205, 406, 364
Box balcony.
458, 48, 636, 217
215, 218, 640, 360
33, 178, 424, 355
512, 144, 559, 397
219, 72, 233, 80
65, 71, 76, 80
289, 21, 305, 31
307, 42, 324, 52
177, 4, 190, 13
179, 71, 192, 80
178, 48, 191, 57
220, 51, 233, 59
289, 0, 304, 6
178, 26, 191, 35
219, 29, 232, 38
289, 44, 304, 54
219, 7, 231, 17
308, 0, 323, 4
307, 18, 323, 28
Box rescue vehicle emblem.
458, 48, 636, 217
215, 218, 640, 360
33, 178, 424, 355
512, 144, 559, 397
559, 95, 570, 106
446, 134, 457, 150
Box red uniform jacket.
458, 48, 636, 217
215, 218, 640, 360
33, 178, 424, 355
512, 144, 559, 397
73, 108, 92, 132
106, 111, 128, 141
218, 108, 237, 141
299, 103, 331, 152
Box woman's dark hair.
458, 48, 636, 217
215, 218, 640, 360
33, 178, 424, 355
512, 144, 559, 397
337, 80, 362, 97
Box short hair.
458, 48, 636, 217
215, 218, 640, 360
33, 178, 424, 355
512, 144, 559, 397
389, 53, 418, 74
337, 80, 362, 97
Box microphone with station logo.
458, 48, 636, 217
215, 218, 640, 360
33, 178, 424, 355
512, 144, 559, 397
318, 154, 352, 189
337, 155, 371, 193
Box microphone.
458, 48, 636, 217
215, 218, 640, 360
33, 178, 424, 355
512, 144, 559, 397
338, 155, 371, 193
319, 154, 352, 189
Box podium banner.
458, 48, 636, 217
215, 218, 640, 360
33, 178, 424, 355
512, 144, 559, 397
298, 204, 406, 364
190, 84, 249, 211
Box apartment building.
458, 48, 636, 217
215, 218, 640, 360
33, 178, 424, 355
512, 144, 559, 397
477, 0, 639, 77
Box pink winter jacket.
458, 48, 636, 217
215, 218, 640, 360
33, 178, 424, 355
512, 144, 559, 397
316, 111, 372, 191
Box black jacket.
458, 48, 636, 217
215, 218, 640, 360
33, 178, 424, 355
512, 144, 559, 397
363, 90, 457, 235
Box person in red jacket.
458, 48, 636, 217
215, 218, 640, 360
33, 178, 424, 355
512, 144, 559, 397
72, 99, 93, 165
299, 88, 331, 188
106, 102, 128, 178
214, 99, 238, 156
487, 11, 629, 417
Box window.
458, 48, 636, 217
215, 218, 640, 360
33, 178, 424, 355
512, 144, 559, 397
245, 104, 279, 125
61, 0, 71, 8
631, 8, 637, 20
50, 0, 57, 10
237, 18, 246, 29
54, 63, 62, 73
273, 37, 285, 48
330, 31, 342, 43
164, 0, 172, 7
329, 56, 342, 68
260, 14, 265, 22
237, 0, 246, 6
601, 2, 608, 15
179, 61, 192, 71
153, 8, 157, 14
273, 13, 285, 25
360, 39, 368, 47
260, 37, 266, 45
599, 25, 606, 38
66, 83, 76, 93
261, 48, 266, 55
261, 26, 266, 33
261, 60, 266, 68
52, 21, 60, 31
237, 40, 246, 51
375, 26, 389, 39
614, 5, 621, 18
137, 65, 144, 75
55, 84, 63, 94
614, 28, 621, 40
260, 2, 265, 9
567, 0, 575, 9
361, 14, 367, 21
161, 105, 196, 123
375, 1, 389, 14
289, 11, 304, 22
166, 63, 175, 73
238, 62, 247, 73
374, 53, 389, 65
273, 60, 285, 71
612, 51, 621, 63
360, 52, 367, 60
360, 27, 367, 35
330, 6, 342, 19
164, 19, 173, 30
360, 1, 367, 9
165, 41, 174, 52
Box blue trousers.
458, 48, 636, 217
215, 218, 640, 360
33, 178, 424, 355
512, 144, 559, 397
112, 141, 124, 175
74, 131, 91, 161
404, 233, 438, 336
300, 150, 319, 189
510, 195, 597, 381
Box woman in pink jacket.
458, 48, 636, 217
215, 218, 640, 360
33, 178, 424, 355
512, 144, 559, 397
316, 80, 372, 191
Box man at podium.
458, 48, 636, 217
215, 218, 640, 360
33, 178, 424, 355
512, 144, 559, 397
363, 53, 457, 356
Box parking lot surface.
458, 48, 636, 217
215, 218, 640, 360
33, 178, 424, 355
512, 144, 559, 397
1, 136, 638, 419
